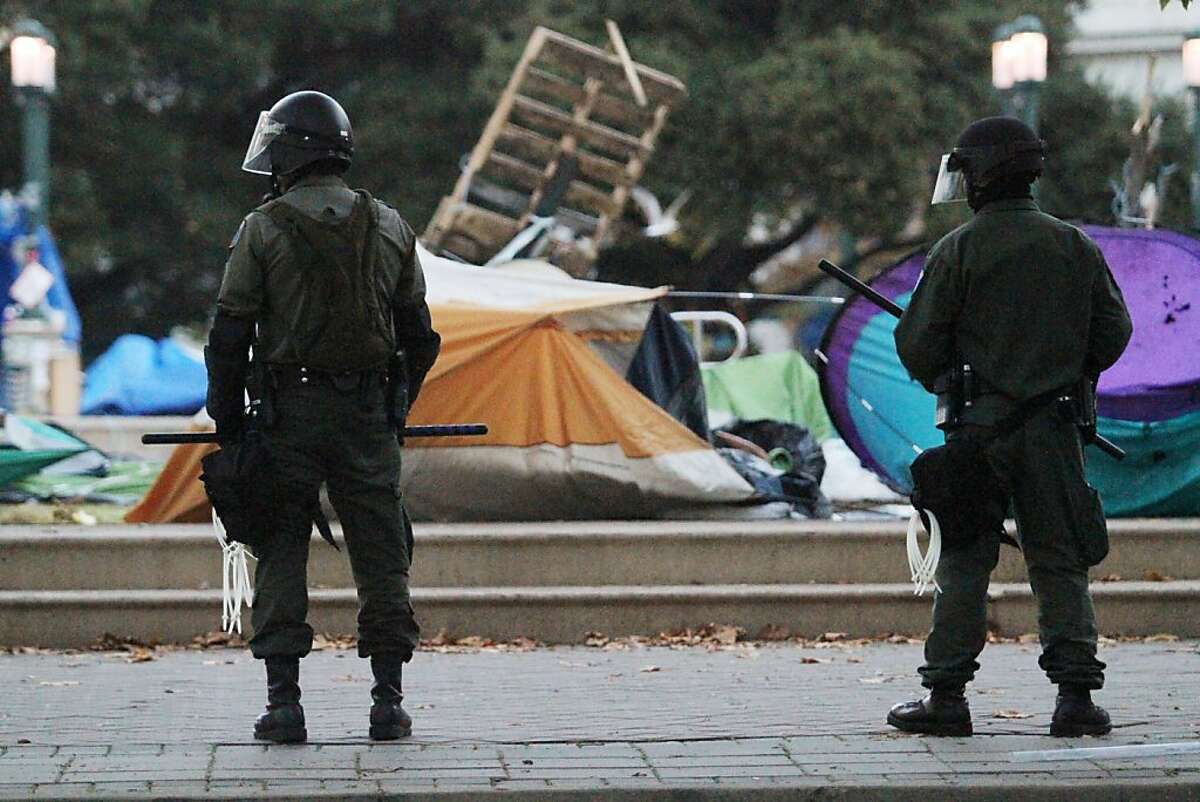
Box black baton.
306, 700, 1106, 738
142, 423, 489, 446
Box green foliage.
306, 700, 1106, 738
1161, 0, 1192, 9
0, 1, 1175, 357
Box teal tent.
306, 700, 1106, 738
0, 416, 90, 488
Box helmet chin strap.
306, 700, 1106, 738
268, 168, 283, 201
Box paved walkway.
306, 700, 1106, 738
1, 639, 1198, 799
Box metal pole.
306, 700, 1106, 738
1192, 86, 1200, 232
1013, 80, 1041, 201
16, 87, 51, 230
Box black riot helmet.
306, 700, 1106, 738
931, 117, 1045, 207
241, 91, 354, 178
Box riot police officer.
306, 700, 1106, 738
889, 117, 1132, 737
205, 90, 441, 743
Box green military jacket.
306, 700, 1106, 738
893, 199, 1132, 419
217, 174, 440, 390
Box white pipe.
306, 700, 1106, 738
670, 310, 748, 365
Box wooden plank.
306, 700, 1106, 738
564, 180, 617, 217
537, 28, 686, 106
593, 103, 671, 247
573, 148, 628, 188
482, 151, 543, 192
511, 95, 644, 159
448, 27, 548, 204
497, 122, 559, 165
496, 123, 628, 187
522, 67, 656, 130
605, 19, 647, 107
442, 202, 522, 254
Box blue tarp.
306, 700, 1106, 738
82, 334, 207, 416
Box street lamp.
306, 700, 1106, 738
1184, 29, 1200, 231
991, 24, 1015, 116
8, 19, 56, 230
1008, 15, 1047, 133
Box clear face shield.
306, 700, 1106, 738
930, 153, 967, 205
241, 111, 287, 175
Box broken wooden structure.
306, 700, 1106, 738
421, 25, 687, 274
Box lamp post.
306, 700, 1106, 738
8, 19, 56, 231
1183, 29, 1200, 231
991, 23, 1015, 117
1008, 15, 1047, 134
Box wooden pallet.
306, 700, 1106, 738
422, 24, 686, 273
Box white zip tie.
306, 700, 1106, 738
907, 509, 941, 596
212, 509, 254, 634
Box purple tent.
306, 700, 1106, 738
818, 225, 1200, 515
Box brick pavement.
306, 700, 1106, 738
0, 640, 1197, 799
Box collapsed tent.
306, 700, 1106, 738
0, 415, 90, 487
128, 246, 757, 523
818, 226, 1200, 517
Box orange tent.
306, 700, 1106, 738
128, 249, 754, 523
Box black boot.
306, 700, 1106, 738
369, 653, 413, 740
1050, 686, 1111, 737
887, 687, 973, 736
254, 656, 307, 744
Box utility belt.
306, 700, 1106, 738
933, 361, 1002, 429
258, 354, 408, 426
268, 363, 387, 392
934, 361, 1096, 436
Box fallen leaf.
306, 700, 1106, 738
640, 665, 661, 673
584, 631, 610, 648
757, 624, 790, 641
425, 630, 455, 647
125, 648, 157, 664
1143, 571, 1174, 582
712, 625, 742, 645
1098, 573, 1122, 582
993, 709, 1034, 719
312, 633, 357, 651
1144, 633, 1180, 643
1016, 633, 1039, 644
799, 656, 827, 664
820, 632, 848, 642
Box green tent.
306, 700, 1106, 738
0, 416, 90, 488
701, 351, 835, 441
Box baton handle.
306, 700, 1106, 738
817, 259, 905, 318
1091, 433, 1126, 461
142, 423, 489, 446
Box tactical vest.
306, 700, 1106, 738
259, 190, 395, 372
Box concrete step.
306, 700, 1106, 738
2, 580, 1197, 648
3, 519, 1198, 590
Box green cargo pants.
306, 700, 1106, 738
919, 404, 1106, 691
248, 374, 419, 661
